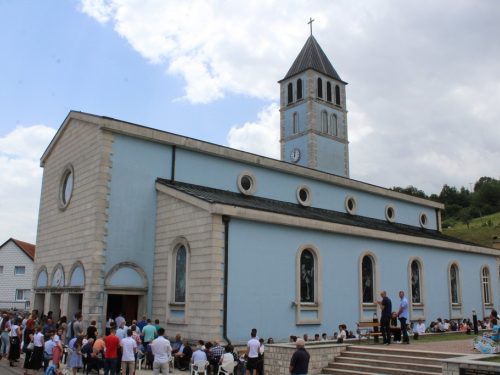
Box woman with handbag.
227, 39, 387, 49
28, 325, 45, 375
8, 317, 22, 367
23, 320, 36, 375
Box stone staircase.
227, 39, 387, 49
322, 345, 465, 374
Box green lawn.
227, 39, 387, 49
442, 212, 500, 248
359, 331, 477, 345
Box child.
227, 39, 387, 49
44, 364, 67, 375
66, 341, 83, 375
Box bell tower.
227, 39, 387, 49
279, 34, 349, 177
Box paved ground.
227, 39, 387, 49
0, 338, 480, 374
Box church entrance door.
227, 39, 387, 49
106, 294, 139, 326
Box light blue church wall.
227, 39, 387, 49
225, 218, 498, 341
106, 134, 172, 314
175, 148, 437, 229
283, 137, 309, 168
315, 103, 344, 138
316, 135, 346, 176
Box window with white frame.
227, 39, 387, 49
287, 82, 293, 104
174, 245, 187, 303
16, 289, 30, 301
362, 255, 374, 303
292, 113, 299, 134
295, 245, 322, 325
450, 264, 460, 304
297, 79, 303, 100
321, 111, 328, 133
482, 266, 491, 305
14, 266, 25, 275
331, 114, 338, 136
411, 260, 421, 303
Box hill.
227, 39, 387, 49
442, 212, 500, 248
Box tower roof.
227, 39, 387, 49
282, 35, 345, 83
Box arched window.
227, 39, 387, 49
362, 256, 374, 303
335, 85, 341, 105
317, 78, 323, 98
326, 81, 332, 102
292, 113, 299, 134
287, 82, 293, 104
482, 267, 491, 305
297, 79, 303, 100
300, 249, 315, 303
450, 264, 459, 304
411, 260, 421, 303
322, 111, 328, 133
331, 115, 337, 136
175, 245, 187, 303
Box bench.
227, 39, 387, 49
356, 322, 401, 344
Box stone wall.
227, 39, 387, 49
265, 342, 348, 375
442, 354, 500, 374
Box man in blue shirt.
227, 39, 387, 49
289, 338, 310, 375
377, 291, 392, 345
397, 291, 410, 344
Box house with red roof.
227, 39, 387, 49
0, 238, 35, 309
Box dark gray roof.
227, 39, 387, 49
157, 179, 488, 248
282, 36, 344, 82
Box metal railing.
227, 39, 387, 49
0, 300, 30, 311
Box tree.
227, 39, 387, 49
458, 208, 474, 229
438, 184, 460, 206
392, 185, 428, 199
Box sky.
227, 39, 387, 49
1, 0, 499, 244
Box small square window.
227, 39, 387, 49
15, 289, 30, 301
0, 266, 3, 275
14, 266, 25, 275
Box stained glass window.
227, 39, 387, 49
411, 261, 421, 303
483, 268, 490, 304
362, 256, 374, 303
450, 264, 459, 304
300, 250, 315, 303
175, 246, 187, 303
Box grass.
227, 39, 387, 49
358, 331, 476, 345
442, 211, 500, 248
480, 356, 500, 362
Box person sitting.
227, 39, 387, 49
174, 339, 193, 371
171, 334, 182, 354
472, 318, 500, 353
219, 345, 234, 369
450, 321, 458, 331
321, 333, 327, 341
314, 334, 320, 341
390, 312, 401, 343
337, 325, 346, 343
332, 332, 338, 340
434, 318, 446, 332
190, 345, 207, 373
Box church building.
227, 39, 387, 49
32, 35, 499, 342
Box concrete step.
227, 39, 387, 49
334, 356, 442, 373
346, 344, 463, 359
341, 351, 444, 365
323, 362, 439, 375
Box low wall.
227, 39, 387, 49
264, 341, 349, 375
442, 354, 500, 374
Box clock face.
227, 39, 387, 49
54, 269, 62, 286
290, 149, 301, 163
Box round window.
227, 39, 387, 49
345, 195, 359, 215
237, 171, 257, 196
419, 212, 429, 228
58, 164, 74, 210
385, 204, 397, 223
296, 185, 313, 207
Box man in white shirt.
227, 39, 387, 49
116, 322, 127, 342
121, 330, 138, 375
152, 328, 172, 375
115, 313, 125, 331
415, 319, 426, 334
246, 331, 260, 375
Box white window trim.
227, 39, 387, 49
295, 244, 322, 325
167, 237, 190, 325
15, 289, 30, 301
480, 265, 494, 317
447, 261, 463, 319
58, 163, 74, 211
237, 171, 258, 196
296, 184, 313, 207
408, 257, 426, 320
359, 251, 380, 321
330, 114, 338, 136
14, 266, 25, 275
292, 112, 299, 135
419, 211, 429, 228
345, 195, 359, 215
385, 204, 397, 223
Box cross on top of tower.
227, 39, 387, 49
308, 17, 314, 36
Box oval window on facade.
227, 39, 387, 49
58, 164, 74, 211
385, 204, 397, 223
419, 212, 429, 228
345, 195, 359, 215
296, 185, 313, 207
237, 171, 258, 196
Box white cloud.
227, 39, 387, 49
0, 125, 57, 244
79, 0, 500, 195
227, 103, 280, 159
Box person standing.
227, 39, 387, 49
246, 331, 260, 375
397, 291, 410, 344
104, 328, 120, 375
377, 291, 392, 345
120, 330, 138, 375
151, 328, 171, 375
142, 319, 156, 345
289, 338, 310, 375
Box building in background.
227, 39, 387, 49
32, 35, 499, 342
0, 238, 35, 310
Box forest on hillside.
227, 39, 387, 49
392, 177, 500, 228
